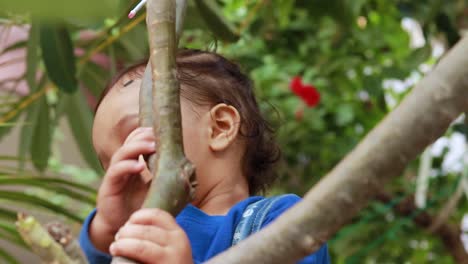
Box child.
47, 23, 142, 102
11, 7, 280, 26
79, 49, 330, 263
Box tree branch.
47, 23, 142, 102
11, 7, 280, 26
375, 192, 468, 263
113, 0, 195, 263
16, 213, 87, 264
206, 37, 468, 264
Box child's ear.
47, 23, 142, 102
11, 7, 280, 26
208, 103, 241, 152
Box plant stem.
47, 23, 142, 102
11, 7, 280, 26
16, 213, 87, 264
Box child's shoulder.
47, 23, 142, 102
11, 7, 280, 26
230, 194, 301, 245
257, 194, 301, 226
234, 194, 301, 226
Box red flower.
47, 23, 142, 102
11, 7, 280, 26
289, 76, 320, 107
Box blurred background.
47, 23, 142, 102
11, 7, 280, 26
0, 0, 467, 263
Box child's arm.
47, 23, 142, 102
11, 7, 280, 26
79, 210, 112, 263
80, 127, 156, 260
110, 208, 193, 264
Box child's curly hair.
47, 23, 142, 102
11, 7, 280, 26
97, 49, 281, 195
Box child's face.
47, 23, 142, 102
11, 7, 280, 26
92, 73, 208, 171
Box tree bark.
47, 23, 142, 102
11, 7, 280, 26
112, 0, 195, 263
142, 0, 195, 216
206, 37, 468, 264
375, 192, 468, 263
16, 213, 87, 264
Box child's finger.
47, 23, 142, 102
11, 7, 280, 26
110, 238, 164, 262
115, 224, 168, 246
124, 127, 154, 144
125, 133, 155, 150
102, 160, 145, 188
128, 208, 179, 231
110, 141, 155, 165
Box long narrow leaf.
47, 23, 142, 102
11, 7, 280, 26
0, 0, 116, 19
0, 207, 18, 221
18, 108, 36, 170
0, 117, 21, 140
26, 21, 40, 92
0, 110, 24, 141
64, 92, 103, 174
0, 191, 83, 222
0, 174, 96, 193
39, 23, 77, 93
0, 86, 47, 141
0, 247, 19, 264
0, 122, 20, 127
0, 221, 27, 248
79, 62, 108, 98
30, 96, 51, 171
0, 178, 95, 204
0, 156, 27, 161
1, 40, 27, 55
194, 0, 239, 42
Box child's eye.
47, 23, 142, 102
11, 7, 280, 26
123, 79, 134, 87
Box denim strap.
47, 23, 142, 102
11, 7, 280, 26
232, 195, 287, 246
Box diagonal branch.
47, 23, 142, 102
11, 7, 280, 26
16, 213, 87, 264
206, 37, 468, 264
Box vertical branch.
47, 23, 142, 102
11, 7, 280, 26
143, 0, 195, 214
143, 0, 196, 213
138, 0, 186, 170
139, 63, 156, 174
114, 0, 195, 263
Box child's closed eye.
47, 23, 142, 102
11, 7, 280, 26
123, 79, 134, 87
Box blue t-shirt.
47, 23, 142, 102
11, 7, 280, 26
79, 195, 330, 263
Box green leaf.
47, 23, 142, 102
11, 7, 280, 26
79, 62, 108, 98
0, 175, 96, 193
18, 105, 39, 170
0, 105, 25, 142
0, 177, 96, 205
302, 0, 354, 26
26, 21, 40, 93
184, 3, 212, 30
406, 45, 432, 70
0, 190, 83, 222
0, 40, 27, 55
39, 23, 78, 93
277, 0, 296, 28
335, 104, 355, 126
64, 92, 103, 174
0, 0, 117, 20
30, 96, 51, 171
0, 156, 25, 161
0, 247, 19, 264
117, 25, 149, 60
18, 80, 46, 169
0, 221, 27, 249
194, 0, 239, 42
0, 122, 18, 128
0, 208, 17, 221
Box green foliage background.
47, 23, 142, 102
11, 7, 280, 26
0, 0, 467, 263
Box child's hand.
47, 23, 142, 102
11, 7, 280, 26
90, 127, 155, 252
110, 208, 193, 264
